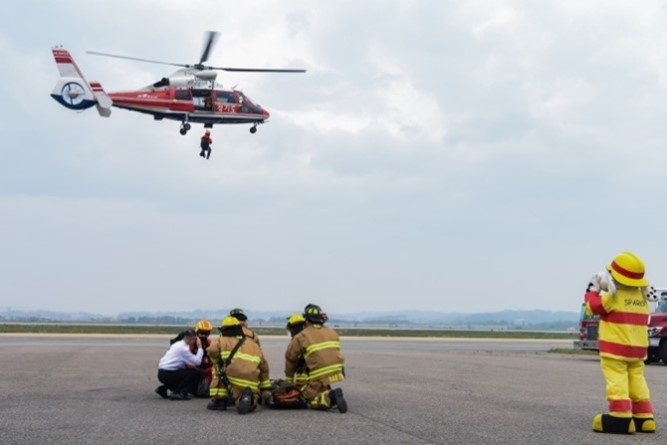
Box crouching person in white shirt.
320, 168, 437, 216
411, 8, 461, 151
155, 329, 204, 400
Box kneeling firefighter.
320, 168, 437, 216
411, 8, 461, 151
207, 316, 272, 414
284, 304, 348, 413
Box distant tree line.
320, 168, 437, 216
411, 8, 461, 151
119, 316, 194, 325
0, 315, 577, 331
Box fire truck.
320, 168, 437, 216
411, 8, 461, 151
573, 287, 667, 364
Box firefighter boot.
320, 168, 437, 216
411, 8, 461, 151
207, 398, 227, 411
237, 388, 253, 415
592, 414, 635, 434
329, 388, 348, 414
633, 417, 656, 433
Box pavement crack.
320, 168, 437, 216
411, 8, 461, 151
353, 412, 439, 444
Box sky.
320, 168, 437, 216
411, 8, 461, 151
2, 0, 667, 316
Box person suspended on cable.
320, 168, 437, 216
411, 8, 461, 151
200, 130, 212, 159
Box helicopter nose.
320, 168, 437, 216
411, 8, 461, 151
262, 108, 270, 119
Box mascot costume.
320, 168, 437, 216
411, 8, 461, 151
584, 251, 656, 434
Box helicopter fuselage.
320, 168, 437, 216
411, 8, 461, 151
109, 86, 270, 126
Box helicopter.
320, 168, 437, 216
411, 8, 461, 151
50, 31, 305, 135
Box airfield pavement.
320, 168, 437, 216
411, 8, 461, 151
1, 335, 666, 445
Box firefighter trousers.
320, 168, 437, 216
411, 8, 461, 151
301, 373, 344, 410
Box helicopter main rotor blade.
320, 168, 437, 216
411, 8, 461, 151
86, 51, 189, 68
200, 31, 220, 64
208, 66, 307, 73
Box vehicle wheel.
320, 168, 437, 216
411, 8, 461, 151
658, 339, 667, 364
179, 128, 187, 135
250, 126, 257, 134
184, 123, 191, 131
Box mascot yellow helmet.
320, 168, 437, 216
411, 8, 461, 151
606, 251, 649, 287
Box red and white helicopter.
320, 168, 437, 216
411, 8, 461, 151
50, 31, 305, 135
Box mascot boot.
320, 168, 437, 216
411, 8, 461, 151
633, 417, 656, 433
592, 414, 635, 434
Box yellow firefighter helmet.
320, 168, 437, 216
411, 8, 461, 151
221, 316, 241, 328
286, 313, 306, 326
195, 319, 212, 333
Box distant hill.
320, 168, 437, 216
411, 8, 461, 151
0, 308, 579, 330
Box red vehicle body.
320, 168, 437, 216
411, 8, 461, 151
573, 288, 667, 364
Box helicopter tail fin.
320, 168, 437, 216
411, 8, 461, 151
50, 47, 111, 117
89, 82, 112, 117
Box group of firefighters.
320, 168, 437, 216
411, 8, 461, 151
155, 250, 661, 432
155, 303, 347, 415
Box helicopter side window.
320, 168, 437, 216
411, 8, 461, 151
192, 89, 211, 98
174, 90, 191, 101
215, 91, 235, 104
192, 89, 213, 111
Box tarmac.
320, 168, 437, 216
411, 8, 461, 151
1, 334, 665, 445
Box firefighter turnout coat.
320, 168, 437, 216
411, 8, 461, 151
207, 335, 271, 402
285, 323, 344, 408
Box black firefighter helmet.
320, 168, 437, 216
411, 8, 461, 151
229, 308, 248, 322
303, 303, 327, 324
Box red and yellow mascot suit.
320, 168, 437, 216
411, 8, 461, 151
584, 251, 656, 434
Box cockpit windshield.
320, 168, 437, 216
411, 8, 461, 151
238, 92, 256, 105
236, 92, 262, 113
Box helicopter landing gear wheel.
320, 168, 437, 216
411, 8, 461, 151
179, 122, 191, 135
250, 125, 257, 134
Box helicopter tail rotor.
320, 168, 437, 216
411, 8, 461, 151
51, 46, 111, 115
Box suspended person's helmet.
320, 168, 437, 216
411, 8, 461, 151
220, 316, 243, 337
606, 251, 649, 287
303, 303, 326, 324
229, 308, 248, 322
286, 313, 306, 337
195, 319, 213, 335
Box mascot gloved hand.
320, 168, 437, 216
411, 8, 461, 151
586, 273, 602, 293
594, 271, 617, 296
